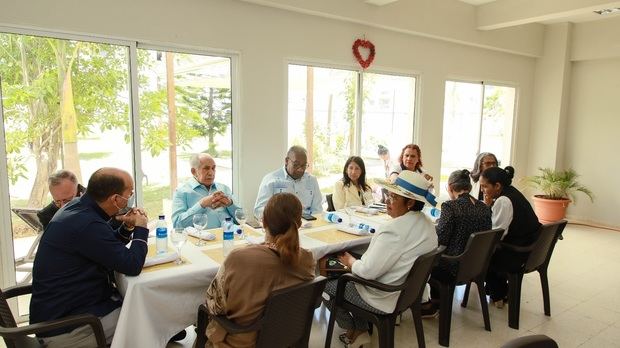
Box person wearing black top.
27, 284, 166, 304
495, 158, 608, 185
30, 168, 149, 347
480, 166, 541, 308
37, 169, 85, 229
424, 169, 492, 315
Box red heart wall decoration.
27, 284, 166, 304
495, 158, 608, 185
352, 39, 376, 70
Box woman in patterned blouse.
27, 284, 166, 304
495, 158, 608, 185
424, 169, 492, 315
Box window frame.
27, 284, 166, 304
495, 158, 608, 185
0, 27, 240, 304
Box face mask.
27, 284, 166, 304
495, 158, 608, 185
114, 193, 135, 215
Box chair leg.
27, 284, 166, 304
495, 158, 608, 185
461, 282, 471, 308
377, 317, 396, 348
508, 273, 524, 330
411, 302, 426, 348
438, 284, 455, 347
325, 308, 337, 348
539, 269, 551, 316
475, 279, 491, 331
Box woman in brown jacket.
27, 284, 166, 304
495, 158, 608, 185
203, 193, 316, 348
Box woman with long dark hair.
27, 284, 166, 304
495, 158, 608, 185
204, 193, 315, 347
333, 156, 374, 210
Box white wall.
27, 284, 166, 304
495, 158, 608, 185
564, 58, 620, 227
0, 0, 538, 215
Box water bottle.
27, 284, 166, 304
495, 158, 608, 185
324, 212, 343, 223
222, 217, 235, 257
155, 215, 168, 254
423, 206, 441, 219
235, 226, 244, 240
357, 223, 376, 234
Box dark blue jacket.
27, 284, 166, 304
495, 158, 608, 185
30, 193, 148, 337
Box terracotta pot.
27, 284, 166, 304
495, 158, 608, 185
532, 195, 571, 223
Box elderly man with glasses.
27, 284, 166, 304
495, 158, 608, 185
254, 145, 323, 219
37, 169, 86, 229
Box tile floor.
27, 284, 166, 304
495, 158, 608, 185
167, 224, 620, 348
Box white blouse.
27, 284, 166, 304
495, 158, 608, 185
491, 196, 513, 238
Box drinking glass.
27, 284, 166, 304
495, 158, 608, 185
234, 208, 247, 239
171, 228, 188, 265
192, 213, 208, 246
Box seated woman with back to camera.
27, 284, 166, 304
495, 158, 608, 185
203, 193, 315, 347
332, 156, 374, 210
423, 169, 492, 315
479, 166, 541, 308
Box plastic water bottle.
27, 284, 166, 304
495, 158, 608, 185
222, 217, 235, 257
155, 215, 168, 254
357, 223, 376, 233
324, 212, 343, 223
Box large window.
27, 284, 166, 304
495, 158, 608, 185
288, 64, 416, 192
0, 31, 234, 316
439, 80, 516, 196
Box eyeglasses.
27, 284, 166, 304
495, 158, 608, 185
53, 198, 74, 208
287, 158, 309, 170
385, 193, 404, 203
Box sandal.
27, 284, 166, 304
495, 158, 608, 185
339, 331, 371, 347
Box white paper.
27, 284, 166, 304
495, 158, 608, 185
185, 226, 216, 240
144, 251, 178, 267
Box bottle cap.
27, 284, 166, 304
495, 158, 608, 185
158, 215, 165, 219
337, 218, 343, 223
225, 217, 232, 221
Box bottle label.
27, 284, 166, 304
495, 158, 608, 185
156, 227, 167, 238
223, 231, 234, 240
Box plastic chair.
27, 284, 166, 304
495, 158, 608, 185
11, 208, 44, 284
196, 276, 327, 348
431, 228, 504, 347
501, 334, 559, 348
324, 246, 445, 348
500, 220, 567, 329
0, 284, 106, 348
326, 194, 335, 212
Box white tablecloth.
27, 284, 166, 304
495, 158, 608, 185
112, 211, 383, 348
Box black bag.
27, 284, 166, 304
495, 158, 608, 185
319, 255, 349, 279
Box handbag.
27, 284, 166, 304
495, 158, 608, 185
319, 254, 349, 279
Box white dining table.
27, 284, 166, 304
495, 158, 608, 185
111, 210, 387, 348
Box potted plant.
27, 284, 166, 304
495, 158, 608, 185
526, 168, 594, 223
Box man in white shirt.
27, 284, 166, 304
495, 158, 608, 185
254, 146, 323, 219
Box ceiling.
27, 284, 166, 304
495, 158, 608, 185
456, 0, 620, 27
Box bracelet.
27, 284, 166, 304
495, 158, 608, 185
124, 224, 135, 232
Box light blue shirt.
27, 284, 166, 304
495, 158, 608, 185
254, 167, 323, 218
171, 177, 240, 229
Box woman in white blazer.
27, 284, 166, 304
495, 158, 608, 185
324, 170, 438, 347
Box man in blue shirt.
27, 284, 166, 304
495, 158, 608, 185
30, 167, 149, 347
171, 153, 239, 229
254, 146, 323, 219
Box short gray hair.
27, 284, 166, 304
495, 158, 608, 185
189, 154, 201, 169
48, 170, 78, 188
287, 145, 307, 158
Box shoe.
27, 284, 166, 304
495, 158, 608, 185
493, 300, 504, 309
421, 301, 439, 318
339, 331, 371, 347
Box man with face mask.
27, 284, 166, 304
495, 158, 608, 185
254, 145, 323, 219
171, 153, 240, 229
30, 167, 149, 347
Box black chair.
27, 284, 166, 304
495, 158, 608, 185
326, 194, 335, 212
196, 276, 327, 348
501, 334, 559, 348
324, 246, 445, 348
0, 284, 106, 348
501, 220, 567, 329
430, 228, 504, 347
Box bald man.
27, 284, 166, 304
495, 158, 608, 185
171, 153, 239, 229
30, 168, 149, 347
